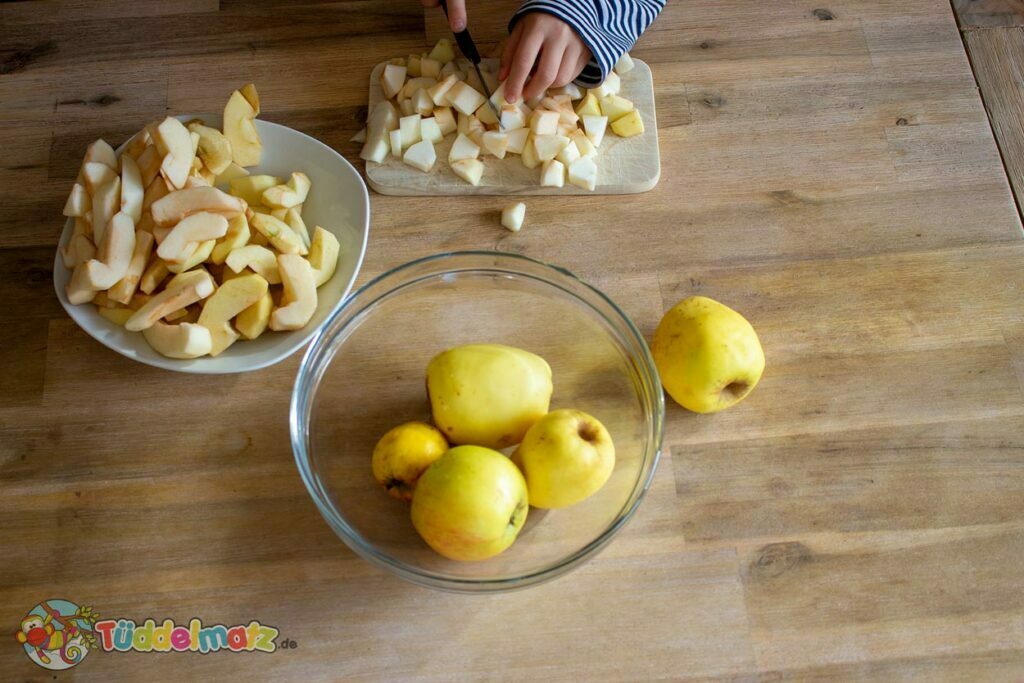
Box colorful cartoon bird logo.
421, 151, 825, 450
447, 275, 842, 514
15, 600, 98, 670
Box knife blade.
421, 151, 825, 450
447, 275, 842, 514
436, 0, 503, 126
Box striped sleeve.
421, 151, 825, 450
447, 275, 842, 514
509, 0, 665, 86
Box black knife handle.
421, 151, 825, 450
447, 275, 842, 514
438, 0, 481, 64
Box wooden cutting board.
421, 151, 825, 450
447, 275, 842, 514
364, 60, 661, 196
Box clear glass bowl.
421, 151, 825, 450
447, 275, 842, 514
291, 251, 664, 592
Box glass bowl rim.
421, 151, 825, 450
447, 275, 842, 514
290, 250, 665, 592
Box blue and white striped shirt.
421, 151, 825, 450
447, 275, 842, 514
510, 0, 666, 86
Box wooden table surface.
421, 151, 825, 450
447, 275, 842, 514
3, 0, 1024, 679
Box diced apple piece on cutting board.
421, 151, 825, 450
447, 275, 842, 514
403, 139, 436, 172
380, 63, 407, 99
611, 109, 645, 137
568, 157, 597, 191
447, 81, 486, 116
451, 158, 484, 186
481, 131, 508, 159
540, 159, 565, 187
582, 115, 608, 146
449, 133, 480, 163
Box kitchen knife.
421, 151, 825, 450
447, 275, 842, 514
437, 0, 503, 126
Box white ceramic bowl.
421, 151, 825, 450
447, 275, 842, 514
53, 116, 369, 374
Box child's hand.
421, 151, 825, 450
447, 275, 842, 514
499, 13, 591, 102
421, 0, 467, 32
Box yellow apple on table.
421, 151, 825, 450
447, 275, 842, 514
512, 409, 615, 509
371, 422, 449, 502
410, 445, 529, 561
426, 343, 553, 449
651, 296, 765, 414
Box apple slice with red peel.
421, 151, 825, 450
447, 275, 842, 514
157, 211, 229, 264
125, 269, 215, 332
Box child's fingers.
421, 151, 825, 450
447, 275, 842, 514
444, 0, 467, 32
523, 42, 565, 101
504, 30, 545, 101
553, 43, 583, 87
499, 22, 524, 82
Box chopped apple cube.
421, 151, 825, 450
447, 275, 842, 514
476, 101, 499, 126
428, 74, 459, 106
614, 53, 635, 76
500, 103, 527, 131
571, 129, 597, 158
540, 159, 566, 188
582, 115, 608, 146
450, 158, 484, 186
401, 76, 438, 100
556, 121, 577, 137
448, 132, 480, 163
520, 133, 540, 169
420, 117, 444, 145
399, 99, 415, 116
533, 134, 570, 162
589, 72, 621, 99
399, 114, 422, 149
447, 81, 487, 116
599, 94, 634, 122
611, 109, 645, 137
568, 157, 597, 191
380, 63, 407, 99
530, 109, 560, 136
429, 38, 455, 64
440, 61, 462, 80
481, 131, 509, 159
505, 128, 530, 155
420, 57, 441, 79
368, 100, 400, 135
407, 54, 422, 77
433, 107, 456, 135
466, 115, 485, 145
556, 139, 581, 166
414, 88, 434, 116
403, 139, 436, 172
501, 202, 526, 232
389, 128, 403, 157
360, 131, 390, 164
575, 93, 601, 117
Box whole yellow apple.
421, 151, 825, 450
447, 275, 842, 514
651, 296, 765, 413
426, 343, 552, 449
371, 422, 449, 502
512, 409, 615, 509
411, 445, 529, 561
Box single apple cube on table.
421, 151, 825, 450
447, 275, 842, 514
568, 157, 597, 191
450, 158, 485, 186
501, 202, 526, 232
540, 159, 565, 188
448, 132, 480, 163
582, 115, 608, 146
403, 139, 436, 172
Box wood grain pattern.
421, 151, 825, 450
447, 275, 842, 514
3, 0, 1024, 679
